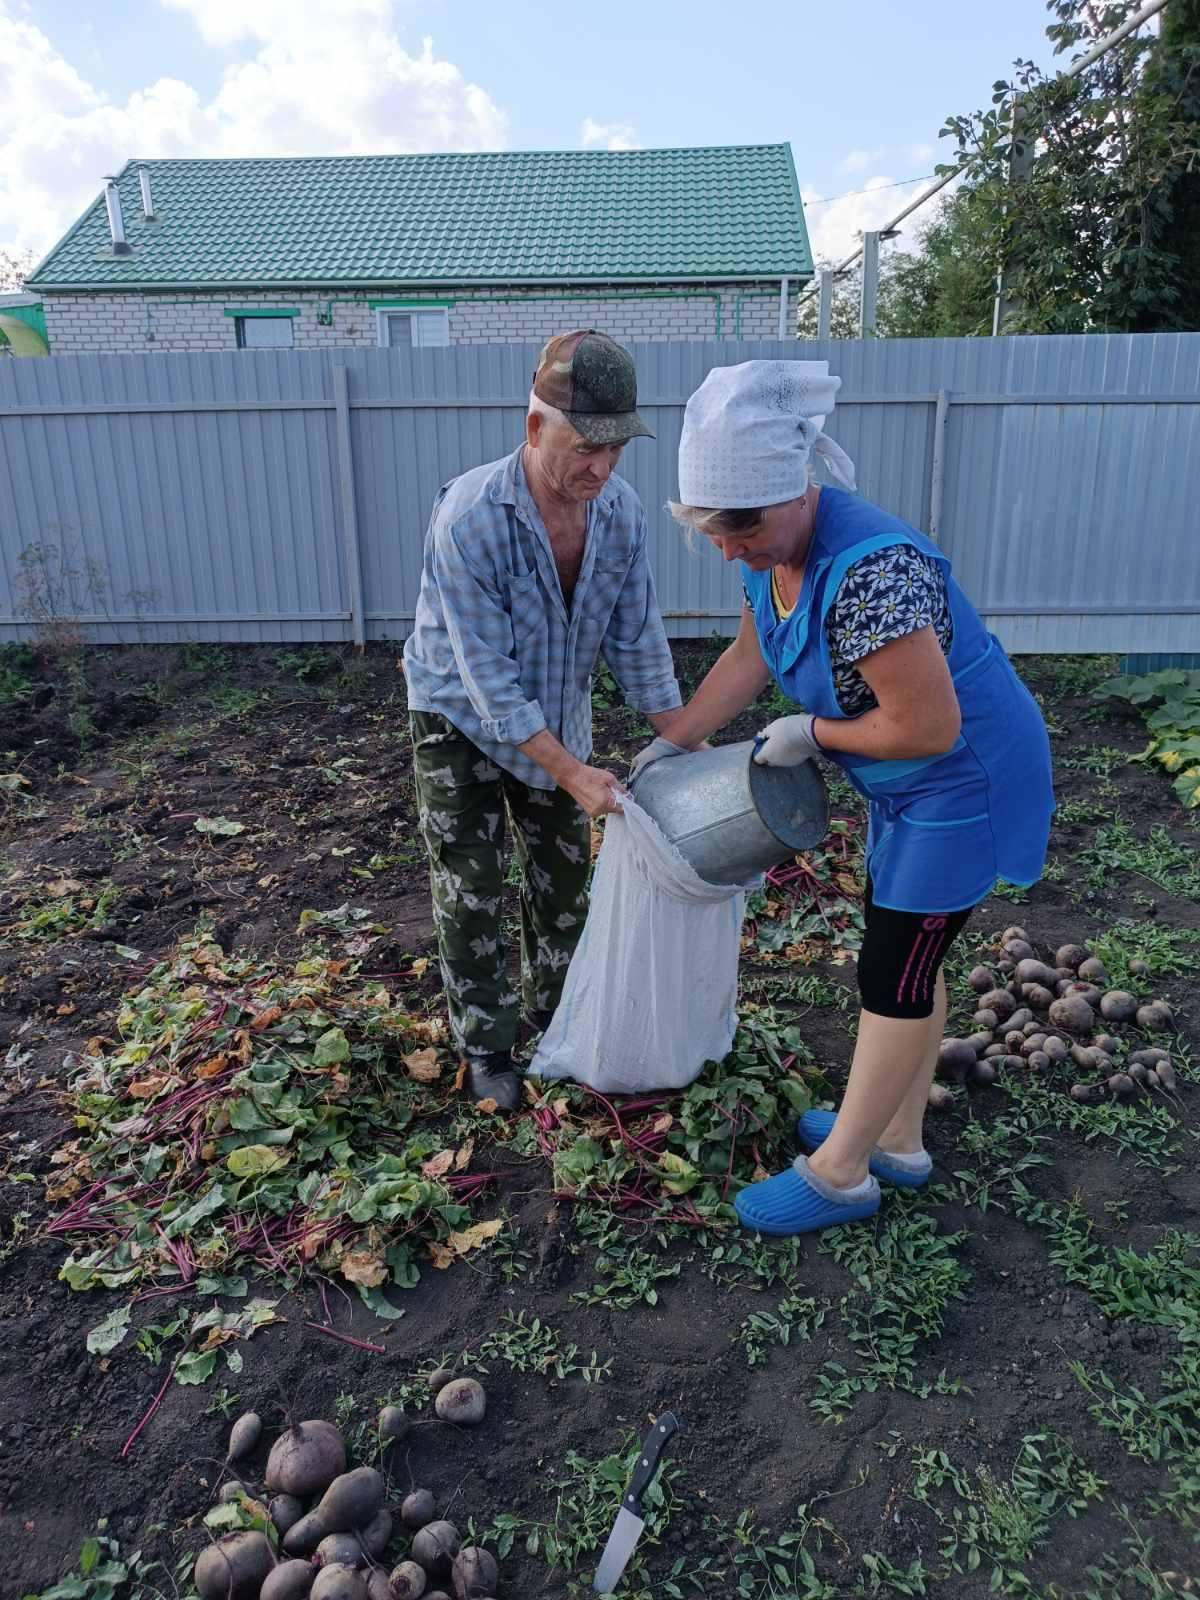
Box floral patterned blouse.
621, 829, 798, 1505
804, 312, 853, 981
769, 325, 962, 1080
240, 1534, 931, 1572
756, 544, 953, 716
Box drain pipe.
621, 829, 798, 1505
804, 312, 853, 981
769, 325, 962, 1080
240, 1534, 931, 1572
777, 277, 790, 340
103, 178, 132, 255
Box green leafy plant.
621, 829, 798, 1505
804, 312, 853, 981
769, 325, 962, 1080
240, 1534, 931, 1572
1098, 670, 1200, 809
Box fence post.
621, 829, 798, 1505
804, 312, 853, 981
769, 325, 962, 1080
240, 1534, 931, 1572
859, 232, 880, 337
332, 362, 367, 649
928, 388, 950, 542
817, 270, 835, 338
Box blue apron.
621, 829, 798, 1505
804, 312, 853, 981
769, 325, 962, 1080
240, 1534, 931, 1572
743, 488, 1054, 913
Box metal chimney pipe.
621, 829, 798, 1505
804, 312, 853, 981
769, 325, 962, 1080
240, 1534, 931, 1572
104, 178, 132, 254
138, 166, 156, 221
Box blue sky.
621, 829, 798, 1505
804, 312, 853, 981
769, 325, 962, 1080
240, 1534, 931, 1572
4, 0, 1062, 261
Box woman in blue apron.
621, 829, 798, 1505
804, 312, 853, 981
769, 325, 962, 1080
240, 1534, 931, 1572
634, 360, 1054, 1237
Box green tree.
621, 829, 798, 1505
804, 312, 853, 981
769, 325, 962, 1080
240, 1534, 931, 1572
1138, 0, 1200, 329
877, 186, 998, 337
935, 0, 1197, 333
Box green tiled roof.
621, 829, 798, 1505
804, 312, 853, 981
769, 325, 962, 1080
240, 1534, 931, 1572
27, 144, 811, 291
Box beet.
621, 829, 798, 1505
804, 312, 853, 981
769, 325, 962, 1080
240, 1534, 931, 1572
1137, 1001, 1174, 1031
938, 1039, 977, 1083
968, 965, 997, 994
1055, 944, 1087, 972
1077, 957, 1109, 986
1049, 995, 1095, 1035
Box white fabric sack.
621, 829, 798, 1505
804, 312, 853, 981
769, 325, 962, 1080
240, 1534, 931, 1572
531, 796, 754, 1094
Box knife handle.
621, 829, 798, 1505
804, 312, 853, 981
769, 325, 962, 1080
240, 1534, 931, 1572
625, 1412, 682, 1509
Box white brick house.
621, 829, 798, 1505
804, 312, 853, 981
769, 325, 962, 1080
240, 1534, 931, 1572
26, 145, 812, 356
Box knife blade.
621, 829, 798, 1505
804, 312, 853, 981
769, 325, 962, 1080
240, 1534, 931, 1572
593, 1411, 682, 1593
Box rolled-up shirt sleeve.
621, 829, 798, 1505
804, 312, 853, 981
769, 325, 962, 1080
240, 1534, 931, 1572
431, 521, 548, 746
601, 516, 682, 715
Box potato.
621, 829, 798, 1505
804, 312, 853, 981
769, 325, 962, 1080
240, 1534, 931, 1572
937, 1039, 977, 1083
451, 1548, 499, 1600
1005, 938, 1035, 962
434, 1380, 486, 1427
401, 1490, 437, 1532
378, 1406, 409, 1443
263, 1561, 319, 1600
1016, 958, 1057, 988
195, 1533, 274, 1600
1023, 985, 1056, 1011
318, 1535, 365, 1569
411, 1521, 461, 1577
1077, 957, 1109, 986
266, 1420, 347, 1498
1027, 1051, 1049, 1073
971, 1060, 997, 1086
428, 1367, 456, 1394
972, 1009, 999, 1033
1108, 1072, 1136, 1099
312, 1567, 367, 1600
927, 1082, 954, 1110
1099, 990, 1137, 1023
1049, 995, 1095, 1035
1137, 1001, 1174, 1031
359, 1509, 393, 1559
1055, 944, 1087, 972
980, 989, 1017, 1021
1070, 1082, 1104, 1103
227, 1411, 262, 1463
389, 1563, 428, 1600
310, 1468, 385, 1538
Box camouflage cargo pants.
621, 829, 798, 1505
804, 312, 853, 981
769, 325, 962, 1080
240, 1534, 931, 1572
410, 711, 591, 1057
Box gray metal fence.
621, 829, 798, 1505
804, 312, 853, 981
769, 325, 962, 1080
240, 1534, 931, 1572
1, 335, 1198, 653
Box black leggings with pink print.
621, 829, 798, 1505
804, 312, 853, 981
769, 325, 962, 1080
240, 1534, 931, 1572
857, 878, 976, 1020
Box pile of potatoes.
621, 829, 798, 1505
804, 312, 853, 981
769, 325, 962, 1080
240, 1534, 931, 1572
195, 1377, 500, 1600
931, 926, 1179, 1106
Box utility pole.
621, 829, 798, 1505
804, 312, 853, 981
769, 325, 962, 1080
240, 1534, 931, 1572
992, 94, 1036, 334
859, 231, 881, 336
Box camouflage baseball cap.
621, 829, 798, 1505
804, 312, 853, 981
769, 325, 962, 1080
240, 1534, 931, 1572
532, 330, 654, 444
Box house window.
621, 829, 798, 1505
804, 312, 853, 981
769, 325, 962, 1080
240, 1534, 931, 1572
376, 308, 450, 349
234, 315, 295, 349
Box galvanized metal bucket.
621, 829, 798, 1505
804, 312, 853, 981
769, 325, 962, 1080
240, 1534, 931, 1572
630, 739, 829, 886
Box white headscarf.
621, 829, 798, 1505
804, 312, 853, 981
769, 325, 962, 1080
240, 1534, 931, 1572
677, 359, 857, 509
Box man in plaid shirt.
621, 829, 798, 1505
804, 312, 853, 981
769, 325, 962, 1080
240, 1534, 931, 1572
404, 331, 684, 1108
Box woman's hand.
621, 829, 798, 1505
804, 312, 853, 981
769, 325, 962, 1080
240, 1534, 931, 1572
630, 736, 690, 779
753, 714, 821, 766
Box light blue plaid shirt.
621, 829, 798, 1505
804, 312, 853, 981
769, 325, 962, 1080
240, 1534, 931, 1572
404, 446, 681, 788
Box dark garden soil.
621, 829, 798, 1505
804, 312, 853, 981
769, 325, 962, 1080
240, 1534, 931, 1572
1, 641, 1198, 1600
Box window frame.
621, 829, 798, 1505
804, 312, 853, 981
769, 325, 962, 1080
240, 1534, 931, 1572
374, 306, 451, 349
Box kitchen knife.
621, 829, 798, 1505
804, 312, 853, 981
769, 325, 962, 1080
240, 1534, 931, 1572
592, 1411, 682, 1593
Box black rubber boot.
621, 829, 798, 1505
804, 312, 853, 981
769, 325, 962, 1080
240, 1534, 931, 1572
464, 1051, 522, 1112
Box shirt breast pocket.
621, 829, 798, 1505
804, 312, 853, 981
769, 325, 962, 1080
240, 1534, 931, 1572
504, 568, 547, 652
586, 558, 633, 643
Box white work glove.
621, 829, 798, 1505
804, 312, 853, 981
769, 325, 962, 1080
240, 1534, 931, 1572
753, 714, 822, 766
630, 737, 689, 780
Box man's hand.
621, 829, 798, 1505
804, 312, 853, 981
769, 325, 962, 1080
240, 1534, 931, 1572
630, 736, 689, 780
562, 762, 626, 818
753, 714, 822, 766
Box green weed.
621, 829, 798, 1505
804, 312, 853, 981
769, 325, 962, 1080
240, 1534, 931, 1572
735, 1292, 828, 1367
478, 1310, 612, 1382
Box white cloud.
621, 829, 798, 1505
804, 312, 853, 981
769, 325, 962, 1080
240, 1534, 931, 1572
802, 173, 936, 266
909, 141, 935, 165
0, 0, 508, 255
580, 117, 639, 151
837, 147, 881, 175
